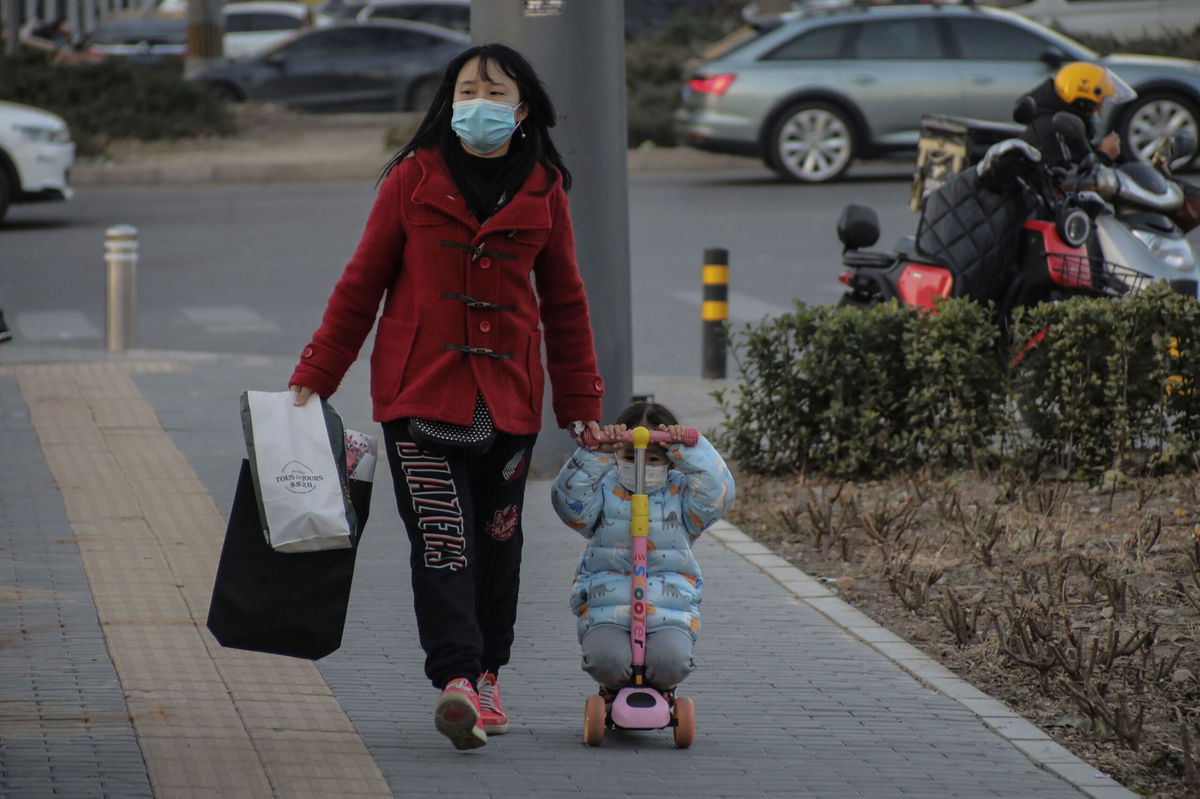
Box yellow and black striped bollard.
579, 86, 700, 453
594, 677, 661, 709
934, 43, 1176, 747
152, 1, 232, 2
702, 247, 728, 379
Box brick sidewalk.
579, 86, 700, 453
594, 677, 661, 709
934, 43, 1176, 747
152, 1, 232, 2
0, 352, 1137, 798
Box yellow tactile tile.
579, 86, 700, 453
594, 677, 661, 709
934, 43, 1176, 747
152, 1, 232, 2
14, 363, 392, 798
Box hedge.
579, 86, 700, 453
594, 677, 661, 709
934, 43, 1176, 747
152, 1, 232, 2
717, 286, 1200, 478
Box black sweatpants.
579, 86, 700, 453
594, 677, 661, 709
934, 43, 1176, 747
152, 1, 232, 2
382, 421, 537, 689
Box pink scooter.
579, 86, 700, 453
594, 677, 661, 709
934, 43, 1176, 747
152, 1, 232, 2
580, 425, 699, 749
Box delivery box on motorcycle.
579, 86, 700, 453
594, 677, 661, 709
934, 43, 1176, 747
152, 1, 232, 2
910, 115, 1022, 212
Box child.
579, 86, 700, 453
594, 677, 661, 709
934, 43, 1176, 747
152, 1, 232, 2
551, 401, 736, 694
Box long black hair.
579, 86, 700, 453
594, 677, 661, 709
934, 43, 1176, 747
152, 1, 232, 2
380, 43, 572, 198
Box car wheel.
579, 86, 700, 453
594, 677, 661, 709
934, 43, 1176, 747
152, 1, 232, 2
0, 164, 12, 225
1118, 92, 1200, 171
407, 77, 441, 113
767, 101, 855, 183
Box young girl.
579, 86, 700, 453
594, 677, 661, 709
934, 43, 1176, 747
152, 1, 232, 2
551, 402, 736, 695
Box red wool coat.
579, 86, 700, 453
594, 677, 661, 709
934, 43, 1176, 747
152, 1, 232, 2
289, 148, 604, 434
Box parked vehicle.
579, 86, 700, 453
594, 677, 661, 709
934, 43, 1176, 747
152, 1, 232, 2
991, 0, 1200, 40
353, 0, 468, 32
224, 2, 330, 60
0, 101, 74, 225
836, 105, 1200, 316
192, 20, 469, 112
675, 1, 1200, 182
84, 3, 329, 64
84, 14, 186, 65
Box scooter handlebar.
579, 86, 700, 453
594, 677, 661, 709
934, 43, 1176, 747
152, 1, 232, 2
583, 427, 700, 448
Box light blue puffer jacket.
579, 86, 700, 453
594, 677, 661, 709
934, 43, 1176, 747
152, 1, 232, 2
550, 434, 735, 643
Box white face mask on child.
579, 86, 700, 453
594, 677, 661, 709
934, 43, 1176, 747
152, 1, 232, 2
617, 461, 669, 492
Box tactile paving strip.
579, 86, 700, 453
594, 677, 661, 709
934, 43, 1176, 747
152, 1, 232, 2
13, 362, 392, 798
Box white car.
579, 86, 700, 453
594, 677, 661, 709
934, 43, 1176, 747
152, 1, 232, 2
0, 101, 74, 224
224, 2, 328, 60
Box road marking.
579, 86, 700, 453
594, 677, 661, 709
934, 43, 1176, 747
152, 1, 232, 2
668, 288, 795, 324
181, 306, 280, 334
15, 310, 101, 341
13, 362, 391, 799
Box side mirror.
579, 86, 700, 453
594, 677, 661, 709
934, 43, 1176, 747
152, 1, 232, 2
1012, 95, 1037, 125
837, 204, 880, 251
1040, 47, 1068, 68
264, 52, 286, 68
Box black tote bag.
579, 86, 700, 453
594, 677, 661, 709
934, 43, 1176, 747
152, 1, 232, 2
207, 459, 372, 660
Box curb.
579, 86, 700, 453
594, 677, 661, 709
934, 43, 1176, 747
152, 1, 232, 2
703, 521, 1139, 799
69, 148, 759, 188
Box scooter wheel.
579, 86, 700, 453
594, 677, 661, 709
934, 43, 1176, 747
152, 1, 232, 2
673, 696, 695, 749
583, 694, 606, 746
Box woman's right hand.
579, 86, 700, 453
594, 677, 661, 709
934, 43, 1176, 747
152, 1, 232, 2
289, 384, 314, 406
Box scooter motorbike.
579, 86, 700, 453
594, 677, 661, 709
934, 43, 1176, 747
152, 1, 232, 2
837, 102, 1200, 313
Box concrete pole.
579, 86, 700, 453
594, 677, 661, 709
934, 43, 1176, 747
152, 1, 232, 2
471, 1, 632, 475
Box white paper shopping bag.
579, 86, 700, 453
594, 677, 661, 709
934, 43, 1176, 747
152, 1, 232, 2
241, 390, 356, 553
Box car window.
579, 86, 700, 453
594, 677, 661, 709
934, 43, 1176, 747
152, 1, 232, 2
367, 6, 411, 20
278, 28, 362, 56
92, 18, 186, 44
850, 19, 944, 60
355, 26, 443, 52
761, 23, 849, 60
225, 12, 302, 32
946, 17, 1053, 60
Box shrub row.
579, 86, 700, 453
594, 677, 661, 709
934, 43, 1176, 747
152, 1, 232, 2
716, 286, 1200, 478
0, 50, 233, 155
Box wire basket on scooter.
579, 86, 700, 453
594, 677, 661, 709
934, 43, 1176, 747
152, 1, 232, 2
1047, 252, 1153, 297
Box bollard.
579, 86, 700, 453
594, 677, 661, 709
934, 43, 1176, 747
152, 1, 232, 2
105, 225, 138, 353
701, 247, 728, 379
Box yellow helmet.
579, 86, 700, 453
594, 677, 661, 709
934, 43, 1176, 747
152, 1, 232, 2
1053, 62, 1135, 109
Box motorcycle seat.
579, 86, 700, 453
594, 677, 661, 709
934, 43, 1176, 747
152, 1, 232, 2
843, 249, 896, 269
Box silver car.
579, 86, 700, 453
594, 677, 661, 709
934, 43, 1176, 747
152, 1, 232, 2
675, 3, 1200, 182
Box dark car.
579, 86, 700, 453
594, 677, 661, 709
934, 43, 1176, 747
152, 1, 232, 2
193, 19, 469, 112
85, 14, 187, 65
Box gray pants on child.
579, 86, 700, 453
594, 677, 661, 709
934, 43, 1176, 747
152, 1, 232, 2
581, 624, 695, 691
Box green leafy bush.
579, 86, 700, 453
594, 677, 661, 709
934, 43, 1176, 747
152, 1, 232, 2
716, 299, 1003, 477
1066, 25, 1200, 61
0, 50, 234, 155
719, 289, 1200, 478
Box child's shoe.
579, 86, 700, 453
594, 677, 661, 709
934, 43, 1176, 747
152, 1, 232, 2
434, 677, 487, 750
477, 672, 508, 734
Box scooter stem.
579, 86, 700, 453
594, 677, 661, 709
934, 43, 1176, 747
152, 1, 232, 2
629, 426, 650, 679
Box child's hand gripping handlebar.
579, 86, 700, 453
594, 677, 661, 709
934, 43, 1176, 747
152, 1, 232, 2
582, 427, 700, 448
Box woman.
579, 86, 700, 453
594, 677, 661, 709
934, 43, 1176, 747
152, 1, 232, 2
288, 43, 604, 750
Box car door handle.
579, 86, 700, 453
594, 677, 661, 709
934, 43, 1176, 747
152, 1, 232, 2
849, 74, 876, 85
968, 75, 995, 85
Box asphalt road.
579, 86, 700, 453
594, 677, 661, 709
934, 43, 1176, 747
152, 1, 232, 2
1, 166, 921, 373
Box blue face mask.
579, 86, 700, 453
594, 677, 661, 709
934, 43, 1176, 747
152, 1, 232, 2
451, 98, 520, 154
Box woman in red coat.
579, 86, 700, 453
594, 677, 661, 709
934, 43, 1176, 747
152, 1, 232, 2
289, 43, 604, 750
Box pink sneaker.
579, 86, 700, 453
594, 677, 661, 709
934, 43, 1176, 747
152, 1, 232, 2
478, 672, 508, 734
434, 678, 487, 750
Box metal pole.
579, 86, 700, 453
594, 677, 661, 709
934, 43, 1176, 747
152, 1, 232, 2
2, 0, 19, 55
472, 0, 632, 475
185, 0, 222, 78
702, 247, 728, 379
105, 225, 137, 353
